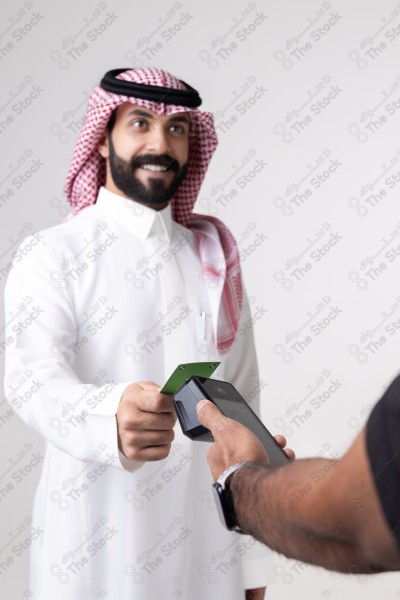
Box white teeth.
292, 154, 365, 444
141, 164, 168, 172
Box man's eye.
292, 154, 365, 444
169, 124, 185, 133
130, 120, 146, 128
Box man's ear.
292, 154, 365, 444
97, 130, 110, 158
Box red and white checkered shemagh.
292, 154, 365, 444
64, 67, 242, 353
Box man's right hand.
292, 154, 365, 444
116, 382, 177, 461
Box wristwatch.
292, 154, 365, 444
212, 462, 260, 533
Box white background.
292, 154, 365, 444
1, 0, 400, 596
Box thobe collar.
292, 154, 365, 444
95, 186, 174, 240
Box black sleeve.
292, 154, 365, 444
366, 374, 400, 549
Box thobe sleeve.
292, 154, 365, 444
3, 235, 143, 473
220, 285, 275, 590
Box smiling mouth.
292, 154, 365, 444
140, 164, 169, 172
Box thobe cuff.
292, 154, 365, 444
85, 382, 144, 473
241, 541, 276, 589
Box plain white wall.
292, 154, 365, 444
1, 0, 400, 596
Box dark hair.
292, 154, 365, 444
107, 109, 117, 134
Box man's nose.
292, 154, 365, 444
146, 126, 171, 155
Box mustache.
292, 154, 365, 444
130, 154, 180, 172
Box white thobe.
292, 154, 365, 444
4, 187, 273, 599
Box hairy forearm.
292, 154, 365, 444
229, 459, 384, 573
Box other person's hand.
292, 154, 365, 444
196, 399, 294, 479
116, 382, 176, 461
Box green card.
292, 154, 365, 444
160, 362, 221, 395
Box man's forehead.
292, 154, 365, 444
116, 102, 191, 122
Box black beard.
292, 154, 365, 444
107, 133, 189, 208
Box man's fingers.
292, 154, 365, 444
134, 444, 173, 461
136, 381, 162, 391
274, 434, 287, 448
284, 448, 296, 460
196, 399, 231, 434
125, 410, 176, 432
142, 393, 174, 413
274, 433, 296, 460
135, 391, 175, 414
122, 443, 173, 462
125, 428, 175, 449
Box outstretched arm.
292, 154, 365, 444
197, 400, 400, 574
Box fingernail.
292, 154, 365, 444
196, 399, 208, 413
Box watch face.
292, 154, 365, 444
212, 482, 235, 531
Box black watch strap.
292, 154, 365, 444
213, 462, 261, 533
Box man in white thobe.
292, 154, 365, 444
4, 67, 272, 599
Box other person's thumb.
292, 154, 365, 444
197, 399, 230, 435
